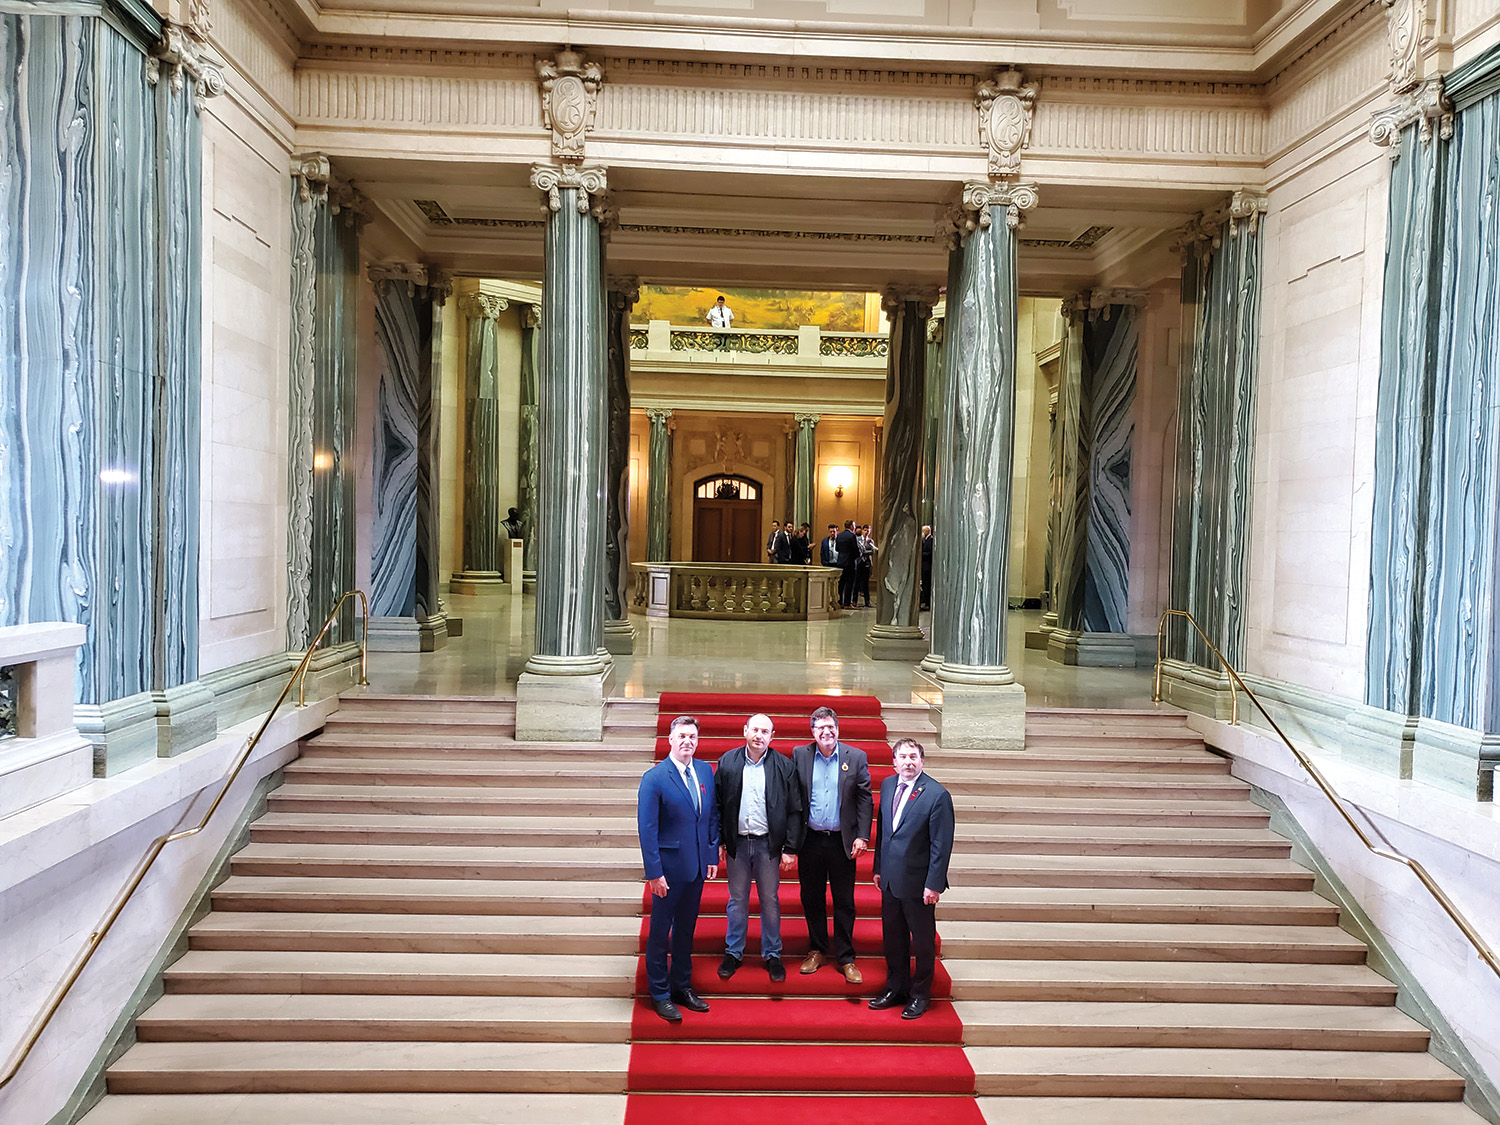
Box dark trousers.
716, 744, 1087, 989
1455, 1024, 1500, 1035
838, 564, 857, 607
880, 886, 938, 1001
799, 829, 857, 964
855, 561, 872, 605
645, 876, 705, 1000
921, 563, 932, 610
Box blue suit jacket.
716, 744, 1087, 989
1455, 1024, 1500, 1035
638, 756, 720, 885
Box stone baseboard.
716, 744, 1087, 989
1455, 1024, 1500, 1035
448, 571, 510, 596
367, 615, 450, 653
1046, 628, 1140, 667
865, 624, 929, 662
602, 620, 636, 655
153, 680, 219, 759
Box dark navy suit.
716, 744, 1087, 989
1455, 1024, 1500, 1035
873, 770, 954, 1002
638, 756, 720, 1001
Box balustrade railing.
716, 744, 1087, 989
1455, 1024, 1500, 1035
627, 320, 888, 362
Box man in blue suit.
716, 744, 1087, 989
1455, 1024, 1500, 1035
638, 714, 720, 1022
870, 737, 954, 1021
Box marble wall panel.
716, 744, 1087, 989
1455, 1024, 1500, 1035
1081, 306, 1137, 636
370, 281, 428, 618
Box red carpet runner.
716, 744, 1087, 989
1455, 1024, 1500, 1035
625, 692, 983, 1124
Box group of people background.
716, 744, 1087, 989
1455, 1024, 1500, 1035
636, 706, 957, 1024
793, 521, 935, 612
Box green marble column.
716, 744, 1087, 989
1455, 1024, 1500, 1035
519, 303, 541, 577
645, 408, 673, 561
868, 287, 936, 661
793, 414, 819, 529
920, 318, 944, 528
518, 165, 613, 740
603, 276, 638, 654
920, 245, 965, 678
450, 292, 509, 595
931, 182, 1036, 748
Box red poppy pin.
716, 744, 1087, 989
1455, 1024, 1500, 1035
908, 787, 921, 802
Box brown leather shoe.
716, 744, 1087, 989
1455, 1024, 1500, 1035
800, 950, 826, 974
839, 962, 863, 984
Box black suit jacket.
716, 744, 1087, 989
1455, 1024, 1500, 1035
820, 535, 839, 566
714, 745, 804, 859
791, 742, 873, 858
834, 529, 858, 567
873, 771, 955, 901
773, 529, 793, 564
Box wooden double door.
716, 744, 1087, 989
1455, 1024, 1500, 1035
693, 496, 764, 562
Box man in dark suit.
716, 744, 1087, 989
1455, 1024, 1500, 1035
765, 521, 781, 562
714, 713, 804, 982
819, 524, 840, 567
834, 520, 859, 607
920, 525, 934, 610
638, 715, 720, 1022
792, 705, 872, 983
773, 519, 794, 564
870, 738, 954, 1021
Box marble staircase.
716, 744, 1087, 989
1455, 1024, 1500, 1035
77, 697, 1484, 1124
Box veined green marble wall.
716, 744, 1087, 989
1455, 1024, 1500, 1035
0, 5, 215, 770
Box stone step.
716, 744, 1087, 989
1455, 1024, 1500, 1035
79, 1093, 629, 1125
267, 785, 639, 816
953, 1001, 1429, 1050
135, 994, 636, 1043
938, 772, 1251, 799
212, 876, 645, 917
213, 876, 1339, 926
105, 1040, 631, 1095
229, 842, 1317, 890
964, 1045, 1465, 1100
944, 960, 1399, 1005
337, 694, 518, 714
299, 740, 651, 760
972, 1098, 1486, 1123
323, 712, 517, 733
939, 921, 1366, 963
163, 950, 636, 996
956, 823, 1290, 858
285, 758, 651, 785
947, 795, 1269, 827
933, 751, 1225, 774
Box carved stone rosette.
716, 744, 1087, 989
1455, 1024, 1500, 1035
975, 68, 1038, 180
960, 181, 1040, 232
530, 163, 609, 215
537, 49, 604, 163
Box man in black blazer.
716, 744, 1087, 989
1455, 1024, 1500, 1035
870, 738, 954, 1021
714, 713, 805, 982
791, 706, 872, 983
819, 524, 839, 567
834, 520, 859, 607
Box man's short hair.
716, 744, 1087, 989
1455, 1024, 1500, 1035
844, 519, 854, 529
827, 524, 836, 531
809, 706, 838, 730
668, 715, 700, 734
716, 295, 726, 302
892, 737, 925, 760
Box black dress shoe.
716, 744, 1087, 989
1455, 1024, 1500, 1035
901, 997, 930, 1020
868, 988, 907, 1011
717, 953, 741, 980
766, 956, 786, 982
672, 989, 710, 1013
653, 998, 682, 1023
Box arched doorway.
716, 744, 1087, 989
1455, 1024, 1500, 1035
692, 474, 763, 562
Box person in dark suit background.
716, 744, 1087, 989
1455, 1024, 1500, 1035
793, 523, 813, 564
834, 520, 859, 608
920, 525, 934, 611
714, 713, 804, 982
772, 519, 793, 564
765, 521, 781, 562
854, 523, 876, 608
792, 706, 872, 983
819, 524, 839, 567
870, 737, 954, 1021
638, 715, 720, 1022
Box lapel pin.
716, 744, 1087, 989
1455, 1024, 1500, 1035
842, 763, 849, 771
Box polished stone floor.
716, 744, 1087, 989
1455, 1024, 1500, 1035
366, 594, 1161, 709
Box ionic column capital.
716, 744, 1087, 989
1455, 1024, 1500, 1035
607, 275, 641, 310
525, 303, 543, 329
458, 293, 510, 322
530, 163, 609, 216
961, 181, 1040, 231
645, 407, 674, 428
368, 261, 450, 303
794, 413, 821, 429
881, 285, 941, 320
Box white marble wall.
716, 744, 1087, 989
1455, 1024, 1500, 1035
1010, 298, 1061, 605
197, 96, 293, 675
438, 296, 464, 587
0, 701, 336, 1125
1127, 281, 1181, 637
1249, 18, 1389, 701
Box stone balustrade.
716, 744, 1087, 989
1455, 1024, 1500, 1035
629, 320, 888, 364
631, 563, 841, 620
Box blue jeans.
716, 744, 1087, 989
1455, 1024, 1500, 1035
724, 834, 782, 960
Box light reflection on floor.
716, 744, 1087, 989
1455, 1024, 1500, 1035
365, 594, 1162, 709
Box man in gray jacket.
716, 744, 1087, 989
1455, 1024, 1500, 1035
714, 713, 805, 982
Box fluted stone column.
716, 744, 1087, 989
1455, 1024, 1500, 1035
519, 303, 541, 578
645, 408, 674, 561
603, 276, 638, 655
868, 288, 937, 661
449, 292, 510, 595
517, 165, 613, 740
920, 317, 944, 527
920, 245, 965, 679
932, 182, 1036, 750
793, 414, 819, 528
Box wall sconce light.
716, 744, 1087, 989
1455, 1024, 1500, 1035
827, 465, 853, 499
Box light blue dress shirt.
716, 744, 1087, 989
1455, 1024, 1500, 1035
808, 746, 841, 831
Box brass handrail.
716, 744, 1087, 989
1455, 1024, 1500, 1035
0, 590, 370, 1090
1153, 607, 1500, 980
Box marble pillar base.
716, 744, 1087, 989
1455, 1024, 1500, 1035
201, 652, 300, 730
932, 664, 1026, 750
1024, 611, 1059, 650
77, 693, 162, 777
516, 657, 616, 742
449, 571, 511, 596
918, 652, 945, 676
1412, 717, 1499, 801
865, 624, 930, 662
602, 619, 636, 656
1157, 659, 1239, 722
154, 681, 220, 759
1046, 629, 1140, 667
367, 614, 450, 653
